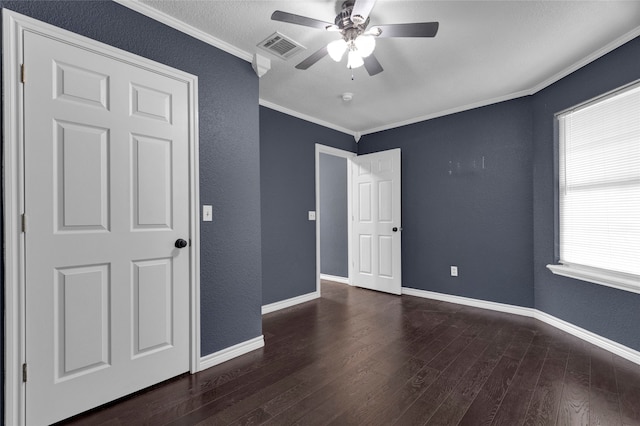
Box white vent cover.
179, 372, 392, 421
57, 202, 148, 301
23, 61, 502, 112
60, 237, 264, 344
258, 32, 305, 60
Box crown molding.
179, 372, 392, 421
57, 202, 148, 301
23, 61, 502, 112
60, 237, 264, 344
360, 25, 640, 136
359, 88, 534, 136
113, 0, 253, 62
115, 0, 640, 139
259, 99, 357, 138
529, 25, 640, 95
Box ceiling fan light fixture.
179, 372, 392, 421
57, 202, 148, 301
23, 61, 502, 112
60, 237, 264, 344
327, 39, 347, 62
347, 50, 364, 69
354, 34, 375, 57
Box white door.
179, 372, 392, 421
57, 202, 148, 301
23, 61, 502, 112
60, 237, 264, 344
23, 30, 191, 425
351, 149, 402, 294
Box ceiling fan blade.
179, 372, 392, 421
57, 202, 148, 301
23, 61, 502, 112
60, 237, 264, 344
363, 53, 383, 76
371, 22, 439, 38
295, 46, 329, 70
351, 0, 376, 25
271, 11, 338, 31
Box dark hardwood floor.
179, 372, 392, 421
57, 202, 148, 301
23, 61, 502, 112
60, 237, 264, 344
60, 280, 640, 425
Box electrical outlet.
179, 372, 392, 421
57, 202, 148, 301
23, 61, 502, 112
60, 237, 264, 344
450, 266, 458, 277
308, 211, 316, 221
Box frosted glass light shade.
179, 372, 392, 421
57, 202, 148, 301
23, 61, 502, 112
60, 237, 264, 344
347, 50, 364, 69
354, 35, 376, 57
327, 39, 347, 62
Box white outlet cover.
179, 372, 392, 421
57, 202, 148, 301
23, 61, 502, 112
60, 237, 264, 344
450, 266, 458, 276
308, 211, 316, 221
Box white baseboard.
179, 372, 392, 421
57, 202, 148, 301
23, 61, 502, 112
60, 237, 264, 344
262, 291, 320, 315
402, 286, 640, 366
534, 311, 640, 366
402, 287, 536, 318
320, 274, 350, 285
198, 335, 265, 372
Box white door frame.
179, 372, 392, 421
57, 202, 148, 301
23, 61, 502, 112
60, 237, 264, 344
315, 144, 356, 294
3, 10, 201, 425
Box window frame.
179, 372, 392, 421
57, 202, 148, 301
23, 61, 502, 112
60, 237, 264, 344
547, 79, 640, 294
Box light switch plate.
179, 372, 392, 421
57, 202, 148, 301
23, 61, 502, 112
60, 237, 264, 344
203, 205, 213, 222
308, 211, 316, 221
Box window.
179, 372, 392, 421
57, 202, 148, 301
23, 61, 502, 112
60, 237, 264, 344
547, 81, 640, 293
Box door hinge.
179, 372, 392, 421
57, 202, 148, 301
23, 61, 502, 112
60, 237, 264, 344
22, 363, 27, 382
21, 214, 27, 233
20, 64, 25, 84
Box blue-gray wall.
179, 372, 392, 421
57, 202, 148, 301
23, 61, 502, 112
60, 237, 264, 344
260, 107, 356, 305
358, 98, 535, 308
1, 0, 262, 372
319, 154, 348, 278
355, 35, 640, 353
532, 36, 640, 352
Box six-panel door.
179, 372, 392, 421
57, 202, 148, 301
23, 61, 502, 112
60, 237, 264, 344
23, 30, 191, 425
352, 149, 402, 295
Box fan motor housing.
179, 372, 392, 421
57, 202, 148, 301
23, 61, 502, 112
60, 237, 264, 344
335, 1, 369, 33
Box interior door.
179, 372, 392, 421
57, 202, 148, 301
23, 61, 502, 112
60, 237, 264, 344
23, 30, 191, 425
352, 149, 402, 294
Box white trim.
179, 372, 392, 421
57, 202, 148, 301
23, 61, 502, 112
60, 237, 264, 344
402, 286, 640, 366
547, 264, 640, 295
252, 53, 271, 78
113, 0, 252, 62
260, 99, 356, 137
359, 89, 533, 136
320, 274, 350, 285
189, 74, 202, 374
535, 311, 640, 366
112, 0, 640, 137
3, 10, 26, 426
315, 144, 356, 299
401, 287, 536, 318
198, 336, 265, 372
529, 25, 640, 95
3, 10, 201, 425
262, 27, 640, 137
262, 291, 320, 315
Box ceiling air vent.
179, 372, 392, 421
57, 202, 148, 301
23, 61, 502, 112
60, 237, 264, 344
258, 32, 305, 60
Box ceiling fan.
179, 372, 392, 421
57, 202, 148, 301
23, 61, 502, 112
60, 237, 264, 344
271, 0, 439, 76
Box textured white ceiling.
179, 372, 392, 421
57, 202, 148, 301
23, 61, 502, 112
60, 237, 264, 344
134, 0, 640, 136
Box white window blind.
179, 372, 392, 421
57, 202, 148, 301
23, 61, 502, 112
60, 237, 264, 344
556, 83, 640, 280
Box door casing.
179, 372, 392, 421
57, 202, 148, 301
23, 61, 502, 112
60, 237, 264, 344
3, 10, 201, 425
315, 144, 403, 295
315, 144, 356, 294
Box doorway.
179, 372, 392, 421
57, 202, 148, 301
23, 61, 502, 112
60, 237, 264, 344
315, 144, 355, 294
315, 145, 403, 296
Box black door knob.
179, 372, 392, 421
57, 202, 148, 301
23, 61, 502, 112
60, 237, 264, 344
393, 227, 398, 232
175, 239, 188, 248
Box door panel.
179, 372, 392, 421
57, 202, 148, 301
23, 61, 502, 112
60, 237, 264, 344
132, 134, 173, 229
352, 149, 402, 294
56, 265, 111, 379
56, 121, 110, 230
54, 61, 109, 108
24, 30, 191, 425
133, 258, 174, 356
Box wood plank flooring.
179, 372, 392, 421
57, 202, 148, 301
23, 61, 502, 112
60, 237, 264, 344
59, 280, 640, 425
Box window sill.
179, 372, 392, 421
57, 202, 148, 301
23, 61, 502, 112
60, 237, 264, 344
547, 263, 640, 295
